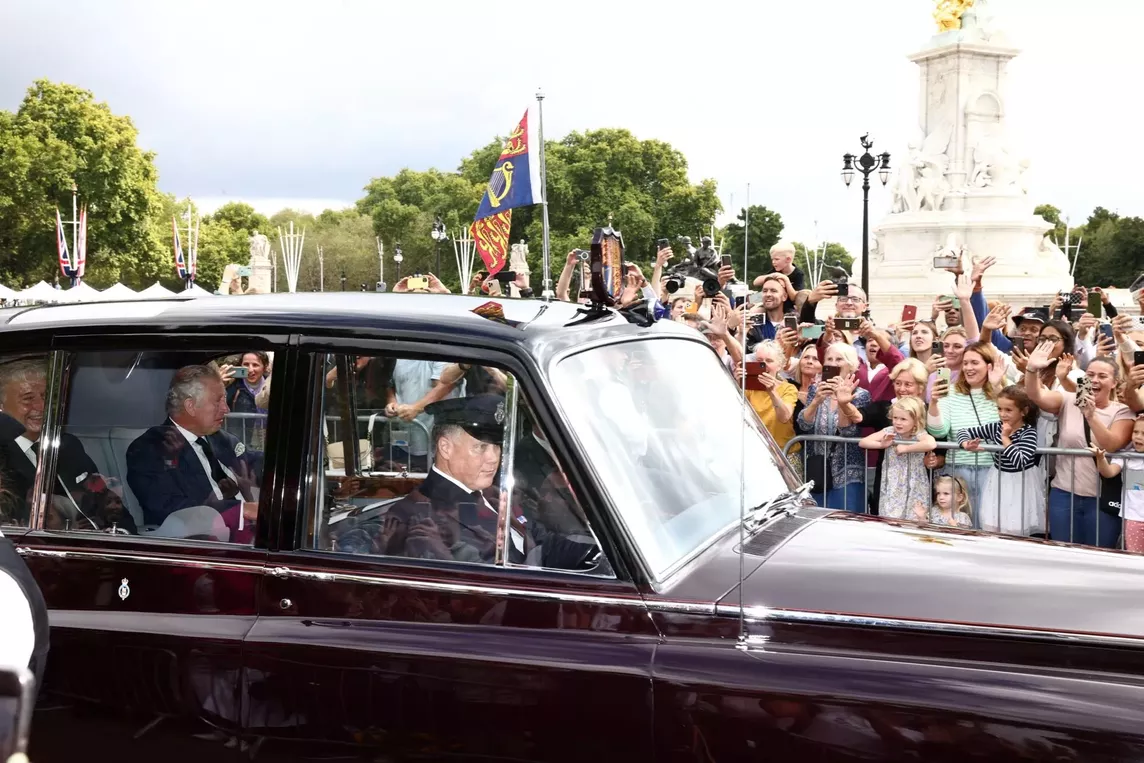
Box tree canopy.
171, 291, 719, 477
0, 80, 164, 287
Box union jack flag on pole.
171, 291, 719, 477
173, 216, 187, 279
74, 205, 87, 278
56, 208, 76, 280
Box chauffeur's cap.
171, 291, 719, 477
426, 394, 507, 444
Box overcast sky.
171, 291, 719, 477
2, 0, 1141, 255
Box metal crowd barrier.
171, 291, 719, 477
224, 412, 432, 474
783, 434, 1144, 552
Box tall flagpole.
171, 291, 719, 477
743, 183, 750, 284
536, 89, 553, 300
69, 182, 80, 286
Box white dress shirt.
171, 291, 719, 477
172, 421, 238, 501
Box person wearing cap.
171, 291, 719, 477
1010, 307, 1048, 354
382, 395, 524, 563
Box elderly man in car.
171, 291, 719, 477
127, 365, 260, 542
0, 357, 134, 532
381, 394, 527, 563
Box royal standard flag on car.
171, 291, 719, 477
472, 109, 544, 276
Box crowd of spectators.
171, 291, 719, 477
588, 240, 1144, 553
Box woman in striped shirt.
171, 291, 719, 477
956, 385, 1043, 536
927, 341, 1002, 523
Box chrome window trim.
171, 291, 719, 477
15, 545, 264, 574
13, 544, 716, 612
715, 604, 1144, 649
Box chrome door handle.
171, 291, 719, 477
268, 566, 291, 579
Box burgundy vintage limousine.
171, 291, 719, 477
1, 292, 1142, 762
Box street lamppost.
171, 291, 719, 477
430, 216, 447, 279
340, 268, 347, 292
841, 134, 891, 300
393, 243, 404, 281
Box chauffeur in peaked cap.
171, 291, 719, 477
381, 394, 529, 563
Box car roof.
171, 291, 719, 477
0, 292, 696, 364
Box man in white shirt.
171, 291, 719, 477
383, 359, 460, 470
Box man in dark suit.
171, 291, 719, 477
0, 358, 134, 532
382, 394, 524, 563
127, 365, 259, 543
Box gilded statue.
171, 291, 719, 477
933, 0, 974, 32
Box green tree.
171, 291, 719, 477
722, 205, 785, 279
0, 79, 165, 287
792, 242, 853, 285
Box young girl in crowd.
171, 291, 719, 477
860, 396, 934, 520
955, 385, 1043, 536
917, 475, 973, 528
1091, 415, 1144, 553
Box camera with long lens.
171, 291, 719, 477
664, 275, 686, 294
698, 268, 721, 298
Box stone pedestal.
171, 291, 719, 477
507, 241, 530, 297
865, 26, 1072, 325
248, 232, 273, 294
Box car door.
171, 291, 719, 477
10, 334, 289, 762
241, 339, 659, 762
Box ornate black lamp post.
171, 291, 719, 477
841, 134, 891, 300
430, 216, 447, 278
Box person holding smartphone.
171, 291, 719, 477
751, 241, 805, 312
797, 342, 869, 512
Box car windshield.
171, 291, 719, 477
551, 336, 794, 580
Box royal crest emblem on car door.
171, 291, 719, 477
117, 578, 130, 601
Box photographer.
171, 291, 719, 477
805, 282, 903, 403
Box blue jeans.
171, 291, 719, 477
1048, 488, 1121, 548
812, 481, 867, 514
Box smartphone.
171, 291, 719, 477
1007, 334, 1025, 349
836, 281, 850, 297
237, 266, 253, 277
822, 366, 842, 382
1065, 290, 1083, 306
937, 367, 951, 384
720, 254, 733, 269
801, 324, 825, 340
784, 313, 798, 331
732, 295, 747, 309
835, 317, 861, 331
744, 361, 765, 391
231, 366, 248, 379
493, 270, 518, 283
748, 292, 764, 305
1087, 292, 1102, 316
902, 305, 917, 322
933, 255, 960, 269
1099, 323, 1114, 342
1134, 350, 1144, 367
656, 238, 670, 250
1076, 376, 1093, 405
406, 276, 430, 291
932, 340, 944, 356
941, 295, 961, 309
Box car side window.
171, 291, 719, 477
45, 349, 277, 543
0, 353, 53, 528
308, 352, 612, 577
509, 398, 613, 577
